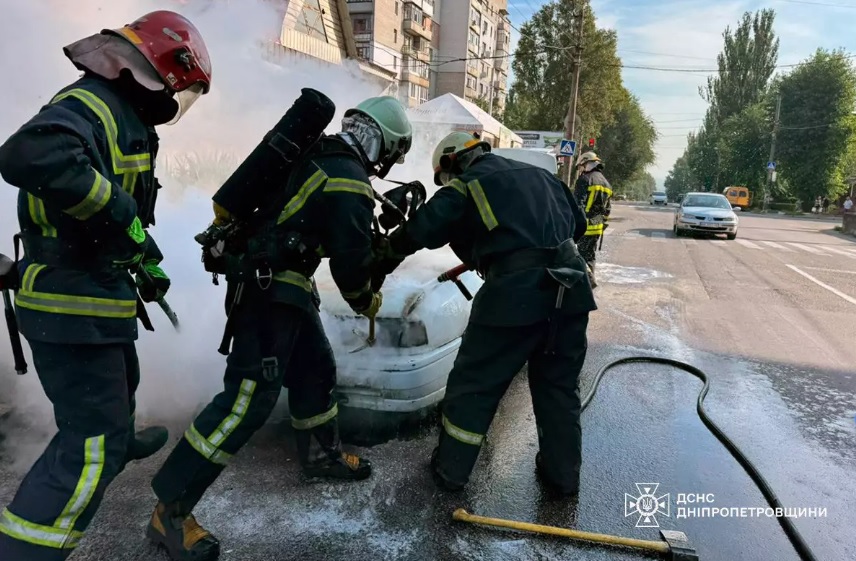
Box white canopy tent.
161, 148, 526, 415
407, 94, 523, 148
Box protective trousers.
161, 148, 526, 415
577, 235, 599, 265
150, 298, 340, 512
433, 313, 589, 494
0, 342, 140, 561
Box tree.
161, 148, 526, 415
504, 0, 625, 140
621, 171, 657, 201
664, 153, 698, 200
596, 94, 658, 186
716, 102, 770, 199
470, 95, 504, 122
701, 9, 779, 126
774, 49, 856, 208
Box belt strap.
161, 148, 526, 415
19, 234, 113, 272
486, 247, 558, 279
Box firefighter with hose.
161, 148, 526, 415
574, 151, 613, 288
372, 132, 596, 496
0, 12, 212, 561
145, 93, 413, 561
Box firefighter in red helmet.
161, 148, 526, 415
0, 11, 212, 561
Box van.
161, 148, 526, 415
723, 186, 751, 210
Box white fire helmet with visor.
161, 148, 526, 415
342, 96, 413, 178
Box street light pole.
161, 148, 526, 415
764, 93, 782, 213
562, 1, 585, 187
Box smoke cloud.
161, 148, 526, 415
0, 0, 463, 464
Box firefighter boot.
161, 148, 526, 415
586, 262, 597, 289
297, 420, 372, 480
147, 501, 220, 561
536, 452, 579, 497
128, 426, 169, 462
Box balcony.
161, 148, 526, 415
403, 17, 433, 41
353, 32, 373, 43
404, 0, 434, 18
402, 45, 430, 63
494, 54, 509, 70
401, 69, 430, 88
346, 0, 374, 14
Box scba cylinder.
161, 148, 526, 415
212, 88, 336, 220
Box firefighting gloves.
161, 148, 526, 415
114, 216, 150, 269
136, 261, 171, 303
354, 292, 383, 319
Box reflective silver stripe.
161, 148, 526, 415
208, 379, 257, 447
467, 180, 499, 231
15, 291, 137, 318
184, 424, 232, 465
323, 178, 374, 199
64, 170, 112, 220
55, 435, 104, 531
442, 414, 484, 446
278, 169, 327, 224
0, 508, 82, 550
292, 404, 338, 430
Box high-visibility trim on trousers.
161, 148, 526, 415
442, 414, 484, 446
292, 404, 338, 430
0, 434, 104, 550
184, 379, 256, 465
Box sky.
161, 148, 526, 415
506, 0, 856, 186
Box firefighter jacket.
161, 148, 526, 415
574, 168, 613, 236
0, 76, 163, 344
387, 153, 597, 327
255, 135, 376, 313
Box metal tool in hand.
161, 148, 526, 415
135, 265, 180, 331
437, 263, 474, 300
349, 315, 376, 354
0, 252, 27, 374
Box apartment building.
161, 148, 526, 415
346, 0, 438, 107
435, 0, 510, 114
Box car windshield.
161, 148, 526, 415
653, 192, 666, 196
683, 195, 732, 209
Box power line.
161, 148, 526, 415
778, 0, 856, 8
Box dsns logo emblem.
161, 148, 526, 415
625, 483, 670, 528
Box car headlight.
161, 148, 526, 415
398, 320, 428, 347
680, 213, 695, 221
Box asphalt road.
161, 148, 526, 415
1, 203, 855, 561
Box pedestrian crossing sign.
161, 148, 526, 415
560, 139, 577, 157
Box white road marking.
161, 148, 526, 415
818, 245, 856, 259
710, 240, 727, 246
786, 264, 856, 306
804, 267, 856, 275
735, 239, 762, 249
761, 241, 794, 252
786, 242, 829, 255
651, 232, 667, 242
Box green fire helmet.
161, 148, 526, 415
431, 131, 491, 186
344, 96, 413, 178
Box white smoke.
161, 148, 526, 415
0, 0, 464, 461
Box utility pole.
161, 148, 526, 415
562, 1, 585, 186
764, 93, 782, 212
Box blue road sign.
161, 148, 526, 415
560, 139, 577, 157
767, 161, 776, 170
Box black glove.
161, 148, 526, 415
135, 262, 171, 303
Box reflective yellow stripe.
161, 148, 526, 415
16, 291, 136, 318
340, 281, 370, 300
64, 170, 112, 220
292, 403, 338, 430
447, 178, 467, 196
55, 435, 104, 531
585, 224, 604, 235
442, 414, 484, 446
272, 270, 313, 292
0, 509, 83, 550
51, 89, 151, 174
184, 424, 232, 465
467, 180, 499, 231
323, 178, 374, 199
585, 185, 612, 212
22, 264, 45, 292
277, 169, 327, 224
121, 171, 138, 195
28, 195, 57, 238
208, 379, 256, 447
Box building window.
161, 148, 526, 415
295, 0, 328, 41
466, 76, 476, 90
409, 83, 428, 104
394, 29, 398, 43
468, 30, 479, 50
404, 5, 424, 25
404, 35, 412, 49
470, 7, 481, 27
393, 56, 398, 69
395, 1, 399, 15
356, 44, 372, 60
352, 17, 370, 34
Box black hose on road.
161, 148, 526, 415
581, 356, 819, 561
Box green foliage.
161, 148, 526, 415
596, 94, 658, 186
504, 0, 625, 138
664, 153, 699, 200
620, 171, 657, 201
773, 49, 856, 208
716, 103, 770, 195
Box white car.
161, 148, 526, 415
650, 191, 668, 205
321, 147, 560, 418
673, 192, 740, 239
